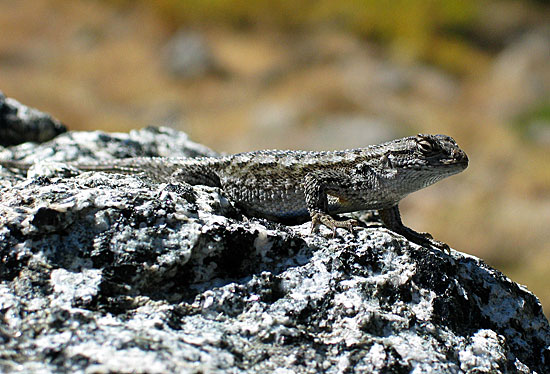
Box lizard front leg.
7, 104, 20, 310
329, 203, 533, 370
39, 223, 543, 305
378, 205, 450, 253
304, 171, 358, 237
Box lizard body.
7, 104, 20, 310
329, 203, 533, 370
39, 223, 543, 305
0, 134, 468, 251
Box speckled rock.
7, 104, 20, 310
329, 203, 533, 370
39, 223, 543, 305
0, 92, 66, 147
0, 125, 549, 372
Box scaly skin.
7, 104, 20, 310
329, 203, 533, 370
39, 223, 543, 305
0, 134, 468, 251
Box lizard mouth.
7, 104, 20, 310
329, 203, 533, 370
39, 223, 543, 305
443, 159, 468, 169
456, 154, 469, 169
444, 151, 468, 168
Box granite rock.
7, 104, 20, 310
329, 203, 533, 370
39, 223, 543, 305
0, 92, 66, 147
0, 108, 549, 373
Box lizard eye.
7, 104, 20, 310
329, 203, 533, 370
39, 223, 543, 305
417, 139, 434, 154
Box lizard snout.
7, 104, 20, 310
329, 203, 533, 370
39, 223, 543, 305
453, 149, 468, 168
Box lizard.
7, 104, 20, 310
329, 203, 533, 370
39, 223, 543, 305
0, 133, 468, 252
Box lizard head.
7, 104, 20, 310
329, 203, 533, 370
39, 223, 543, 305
386, 133, 468, 189
413, 134, 468, 168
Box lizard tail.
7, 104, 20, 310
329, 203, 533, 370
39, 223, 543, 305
0, 156, 225, 188
73, 156, 225, 187
0, 160, 32, 173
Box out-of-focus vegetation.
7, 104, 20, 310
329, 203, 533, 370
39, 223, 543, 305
515, 101, 550, 139
153, 0, 475, 33
144, 0, 481, 74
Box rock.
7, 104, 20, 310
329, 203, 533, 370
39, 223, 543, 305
0, 127, 549, 373
0, 126, 218, 164
489, 27, 550, 119
163, 30, 219, 79
0, 92, 66, 147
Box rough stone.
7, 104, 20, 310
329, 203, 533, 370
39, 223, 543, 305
0, 106, 549, 373
0, 92, 66, 147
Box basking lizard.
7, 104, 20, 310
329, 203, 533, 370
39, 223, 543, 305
0, 133, 468, 251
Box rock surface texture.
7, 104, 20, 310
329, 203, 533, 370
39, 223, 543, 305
0, 92, 66, 147
1, 100, 549, 373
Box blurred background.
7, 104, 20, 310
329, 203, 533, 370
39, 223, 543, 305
0, 0, 549, 315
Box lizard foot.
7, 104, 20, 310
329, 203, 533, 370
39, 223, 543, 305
428, 237, 451, 254
416, 231, 451, 253
310, 212, 358, 238
407, 231, 451, 254
378, 206, 451, 254
412, 231, 451, 254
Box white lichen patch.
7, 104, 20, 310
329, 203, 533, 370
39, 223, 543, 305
459, 329, 507, 373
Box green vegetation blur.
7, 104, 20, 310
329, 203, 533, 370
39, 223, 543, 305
150, 0, 479, 74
